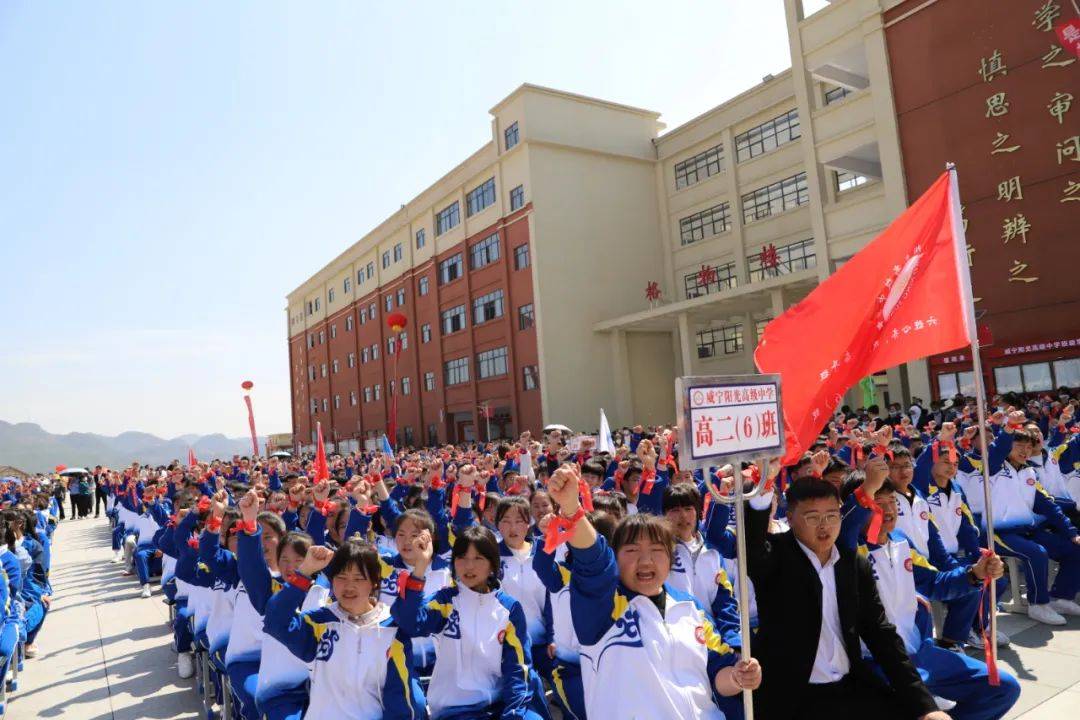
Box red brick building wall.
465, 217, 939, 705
290, 203, 542, 449
884, 0, 1080, 399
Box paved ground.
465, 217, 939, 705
7, 516, 1079, 719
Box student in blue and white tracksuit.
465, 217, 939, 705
840, 474, 1020, 720
548, 464, 760, 720
963, 425, 1080, 625
392, 517, 546, 720
265, 539, 425, 720
233, 489, 329, 720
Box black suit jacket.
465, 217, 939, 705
745, 505, 937, 720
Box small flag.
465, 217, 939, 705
187, 448, 198, 469
380, 434, 394, 457
599, 409, 615, 454
313, 422, 330, 482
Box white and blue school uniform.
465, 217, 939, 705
569, 536, 737, 720
392, 581, 546, 720
265, 581, 424, 720
533, 545, 586, 720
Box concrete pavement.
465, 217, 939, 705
6, 515, 1078, 719
8, 516, 200, 720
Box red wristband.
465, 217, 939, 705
206, 516, 222, 533
242, 519, 258, 535
287, 572, 313, 592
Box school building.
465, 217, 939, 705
285, 0, 1079, 449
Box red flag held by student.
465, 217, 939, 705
187, 447, 197, 469
313, 422, 330, 482
755, 171, 972, 465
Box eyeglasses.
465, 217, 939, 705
799, 512, 842, 527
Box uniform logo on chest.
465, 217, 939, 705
694, 625, 706, 645
903, 558, 913, 573
315, 628, 340, 662
444, 609, 462, 640
1026, 478, 1036, 486
919, 510, 929, 521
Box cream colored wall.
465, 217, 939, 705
528, 143, 664, 431
517, 88, 659, 161
626, 331, 677, 424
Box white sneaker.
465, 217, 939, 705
24, 645, 37, 658
177, 652, 194, 679
110, 551, 122, 564
1049, 598, 1080, 616
1028, 603, 1067, 625
966, 629, 1011, 648
140, 584, 152, 598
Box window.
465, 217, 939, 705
328, 288, 335, 304
438, 253, 463, 285
402, 377, 411, 395
418, 276, 429, 296
362, 347, 370, 363
382, 251, 390, 269
674, 143, 724, 190
415, 228, 426, 249
937, 371, 975, 399
697, 324, 743, 358
307, 334, 314, 349
835, 170, 869, 194
824, 86, 851, 105
393, 243, 403, 262
322, 398, 329, 412
425, 372, 436, 391
319, 331, 324, 344
477, 347, 508, 379
372, 343, 379, 360
310, 398, 317, 414
754, 317, 771, 341
734, 109, 801, 162
332, 359, 339, 374
321, 363, 327, 378
469, 233, 500, 269
421, 323, 432, 343
385, 296, 393, 312
404, 426, 415, 446
466, 178, 496, 217
435, 201, 461, 235
684, 262, 737, 299
472, 289, 504, 325
518, 303, 534, 330
993, 366, 1023, 394
523, 365, 539, 390
397, 288, 405, 306
360, 307, 368, 324
308, 365, 315, 381
741, 172, 809, 223
442, 304, 467, 335
333, 395, 340, 410
1053, 359, 1080, 389
366, 262, 374, 279
445, 357, 470, 386
514, 243, 530, 270
510, 185, 525, 211
330, 324, 337, 339
306, 301, 313, 316
344, 277, 351, 293
747, 238, 817, 281
428, 423, 439, 445
345, 316, 353, 331
369, 302, 376, 318
679, 202, 731, 246
347, 352, 355, 368
505, 121, 519, 150
374, 384, 381, 400
357, 270, 364, 285
349, 391, 357, 406
400, 332, 408, 350
389, 380, 395, 396
314, 298, 321, 312
364, 387, 372, 403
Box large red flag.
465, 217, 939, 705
755, 170, 972, 464
313, 422, 330, 482
187, 448, 198, 469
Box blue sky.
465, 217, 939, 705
0, 0, 824, 439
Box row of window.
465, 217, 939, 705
694, 318, 772, 359
682, 239, 817, 300
937, 359, 1080, 399
672, 110, 800, 193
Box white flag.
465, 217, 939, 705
599, 408, 615, 454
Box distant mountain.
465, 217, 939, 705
0, 420, 267, 473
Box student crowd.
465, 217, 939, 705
0, 473, 61, 715
91, 390, 1080, 720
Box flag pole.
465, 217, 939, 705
946, 163, 998, 676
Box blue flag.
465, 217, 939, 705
380, 434, 394, 456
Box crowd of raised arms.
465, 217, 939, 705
22, 390, 1080, 720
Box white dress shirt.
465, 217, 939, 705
796, 539, 851, 684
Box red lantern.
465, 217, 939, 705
241, 380, 254, 391
386, 312, 408, 333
